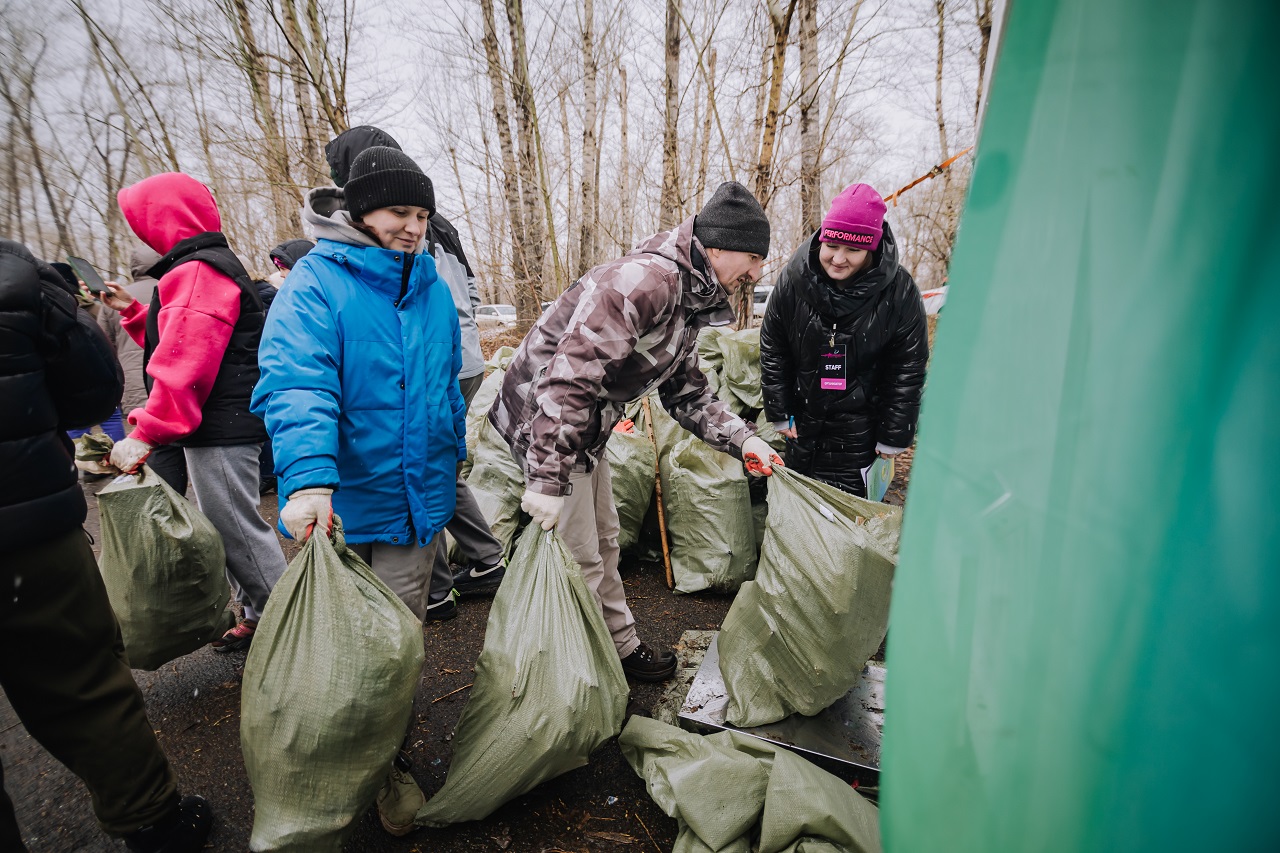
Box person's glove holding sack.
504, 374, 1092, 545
741, 435, 784, 477
108, 436, 153, 473
521, 490, 564, 530
281, 488, 333, 541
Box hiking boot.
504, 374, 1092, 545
258, 476, 277, 495
124, 795, 213, 853
451, 557, 507, 597
211, 620, 256, 653
620, 642, 677, 682
425, 589, 458, 622
376, 757, 425, 836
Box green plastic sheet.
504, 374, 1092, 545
880, 2, 1280, 850
619, 716, 882, 853
720, 467, 900, 726
606, 428, 656, 552
416, 524, 628, 826
97, 467, 232, 670
661, 435, 756, 594
241, 520, 423, 852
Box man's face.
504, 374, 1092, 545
359, 205, 430, 252
707, 248, 765, 294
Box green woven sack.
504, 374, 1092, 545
661, 435, 756, 594
718, 328, 762, 412
606, 428, 656, 552
457, 418, 525, 562
697, 326, 726, 374
620, 716, 882, 853
97, 467, 233, 670
417, 524, 628, 826
241, 519, 424, 852
720, 467, 900, 727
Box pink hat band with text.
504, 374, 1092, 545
819, 183, 887, 251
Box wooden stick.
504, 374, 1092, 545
640, 397, 674, 589
431, 683, 473, 704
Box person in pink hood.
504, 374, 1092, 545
97, 172, 287, 652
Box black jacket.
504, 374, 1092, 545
0, 240, 124, 549
760, 222, 928, 494
144, 233, 267, 447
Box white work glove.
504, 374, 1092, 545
281, 488, 333, 541
741, 435, 785, 478
521, 489, 565, 531
108, 436, 153, 474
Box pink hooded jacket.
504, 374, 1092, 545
117, 173, 243, 447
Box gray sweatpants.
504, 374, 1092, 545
428, 373, 505, 604
184, 444, 287, 617
351, 536, 441, 622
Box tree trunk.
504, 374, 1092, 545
0, 63, 74, 256
228, 0, 300, 243
616, 61, 632, 252
558, 90, 577, 277
798, 0, 821, 234
935, 0, 950, 167
659, 0, 681, 229
753, 0, 798, 212
696, 48, 716, 211
577, 0, 600, 275
818, 0, 865, 156
504, 0, 548, 324
280, 0, 325, 184
974, 0, 994, 126
479, 0, 529, 311
304, 0, 349, 134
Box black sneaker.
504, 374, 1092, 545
124, 795, 213, 853
425, 589, 458, 622
620, 642, 677, 682
452, 558, 507, 596
258, 476, 277, 495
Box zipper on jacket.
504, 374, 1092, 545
396, 253, 412, 307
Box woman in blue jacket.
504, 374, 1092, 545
252, 146, 466, 619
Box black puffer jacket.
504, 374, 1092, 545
760, 222, 928, 495
0, 240, 124, 549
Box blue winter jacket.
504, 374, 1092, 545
252, 237, 466, 546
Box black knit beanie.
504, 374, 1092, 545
269, 238, 315, 270
345, 147, 436, 219
693, 181, 771, 258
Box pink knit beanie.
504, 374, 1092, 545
819, 183, 886, 251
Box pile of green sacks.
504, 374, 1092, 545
241, 519, 423, 851
416, 523, 628, 825
620, 716, 881, 852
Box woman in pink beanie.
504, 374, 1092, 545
759, 182, 929, 497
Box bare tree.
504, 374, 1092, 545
752, 0, 798, 213
504, 0, 550, 323
797, 0, 820, 233
659, 0, 681, 229
576, 0, 600, 275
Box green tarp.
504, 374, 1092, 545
620, 716, 881, 853
879, 1, 1280, 850
416, 524, 628, 826
719, 467, 899, 726
241, 520, 423, 852
97, 467, 232, 670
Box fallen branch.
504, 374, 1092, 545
431, 683, 473, 704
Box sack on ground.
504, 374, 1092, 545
619, 716, 882, 853
607, 428, 656, 552
661, 435, 756, 594
719, 467, 900, 727
460, 345, 518, 479
97, 467, 233, 670
417, 524, 628, 826
241, 519, 424, 852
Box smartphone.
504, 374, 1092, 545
67, 256, 107, 294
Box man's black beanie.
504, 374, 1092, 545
345, 147, 436, 220
325, 125, 402, 187
693, 181, 770, 258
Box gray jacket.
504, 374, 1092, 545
117, 245, 162, 416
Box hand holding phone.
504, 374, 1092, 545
66, 256, 106, 294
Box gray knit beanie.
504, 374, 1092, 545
345, 147, 435, 219
693, 181, 771, 258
